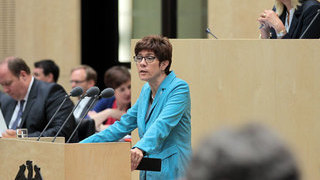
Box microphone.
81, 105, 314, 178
206, 27, 218, 39
51, 86, 100, 142
36, 86, 83, 141
83, 86, 100, 97
300, 9, 320, 39
100, 88, 115, 98
69, 86, 84, 97
66, 88, 114, 143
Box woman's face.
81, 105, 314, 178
114, 80, 131, 107
135, 50, 167, 83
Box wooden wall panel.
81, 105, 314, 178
0, 0, 16, 60
0, 0, 81, 91
15, 0, 80, 91
208, 0, 273, 38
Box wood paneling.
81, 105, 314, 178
0, 0, 81, 91
208, 0, 273, 38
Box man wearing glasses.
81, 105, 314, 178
70, 65, 97, 122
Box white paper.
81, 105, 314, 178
0, 109, 7, 137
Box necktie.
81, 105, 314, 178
11, 100, 25, 130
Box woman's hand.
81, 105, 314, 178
87, 110, 97, 118
130, 148, 144, 171
258, 10, 286, 38
91, 108, 126, 131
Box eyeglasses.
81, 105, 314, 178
70, 80, 86, 84
133, 56, 157, 64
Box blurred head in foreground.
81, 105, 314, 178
186, 123, 300, 180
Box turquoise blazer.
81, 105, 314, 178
81, 71, 191, 179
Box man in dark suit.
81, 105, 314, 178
0, 56, 77, 142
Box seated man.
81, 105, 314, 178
33, 59, 60, 83
70, 65, 97, 122
70, 65, 97, 140
0, 56, 77, 142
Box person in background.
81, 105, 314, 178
81, 35, 191, 179
70, 65, 97, 122
88, 65, 131, 132
33, 59, 60, 83
186, 123, 300, 180
0, 57, 76, 141
258, 0, 320, 39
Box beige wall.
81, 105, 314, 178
208, 0, 274, 38
131, 39, 320, 180
0, 0, 81, 92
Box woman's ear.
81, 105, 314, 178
160, 60, 169, 71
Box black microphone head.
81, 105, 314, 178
70, 86, 83, 97
100, 88, 115, 98
85, 86, 100, 97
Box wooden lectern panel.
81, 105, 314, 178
65, 143, 130, 180
0, 139, 130, 180
0, 139, 65, 179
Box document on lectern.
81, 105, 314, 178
0, 109, 7, 137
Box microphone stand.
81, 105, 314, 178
300, 9, 320, 39
66, 95, 99, 143
206, 27, 218, 39
51, 95, 85, 142
37, 95, 68, 141
66, 88, 114, 143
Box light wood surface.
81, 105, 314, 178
15, 0, 80, 91
0, 139, 131, 180
208, 0, 273, 38
131, 39, 320, 180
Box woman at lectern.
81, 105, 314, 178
258, 0, 320, 39
80, 35, 191, 180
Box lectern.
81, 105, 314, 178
0, 138, 131, 180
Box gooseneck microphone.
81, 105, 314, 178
37, 86, 83, 141
66, 88, 115, 143
300, 9, 320, 39
99, 88, 115, 99
206, 27, 218, 39
52, 86, 100, 142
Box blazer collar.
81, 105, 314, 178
282, 3, 303, 37
145, 71, 176, 122
290, 3, 304, 37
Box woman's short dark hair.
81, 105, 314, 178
104, 66, 130, 89
134, 35, 172, 75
